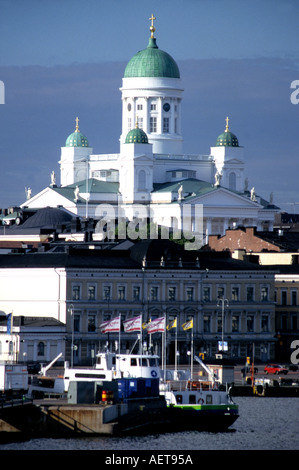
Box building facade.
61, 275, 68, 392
0, 241, 276, 365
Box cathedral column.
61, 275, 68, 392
144, 97, 149, 133
158, 97, 163, 134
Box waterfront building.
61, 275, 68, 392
0, 315, 65, 364
0, 240, 276, 365
17, 16, 279, 239
207, 226, 299, 362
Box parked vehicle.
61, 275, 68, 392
264, 364, 288, 375
0, 363, 28, 396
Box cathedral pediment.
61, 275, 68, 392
183, 187, 262, 208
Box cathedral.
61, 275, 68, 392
21, 16, 279, 244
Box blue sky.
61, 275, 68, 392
0, 0, 298, 211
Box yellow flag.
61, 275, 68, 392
182, 319, 193, 330
167, 318, 177, 330
142, 319, 151, 330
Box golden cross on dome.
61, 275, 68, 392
225, 116, 229, 132
149, 14, 156, 38
75, 116, 79, 132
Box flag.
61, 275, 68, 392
167, 318, 177, 330
182, 319, 193, 331
146, 317, 166, 334
123, 315, 142, 333
100, 316, 121, 333
7, 313, 13, 335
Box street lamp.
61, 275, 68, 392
217, 297, 229, 353
68, 303, 74, 368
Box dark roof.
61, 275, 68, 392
0, 240, 273, 272
0, 316, 65, 328
20, 207, 74, 229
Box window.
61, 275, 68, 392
72, 285, 81, 301
133, 286, 141, 301
138, 170, 146, 190
232, 315, 240, 332
261, 286, 269, 302
203, 315, 211, 333
247, 315, 254, 332
74, 314, 80, 332
168, 287, 176, 301
292, 290, 297, 306
37, 342, 45, 357
88, 314, 96, 332
131, 358, 137, 366
281, 290, 287, 305
163, 117, 169, 133
261, 315, 269, 332
217, 287, 225, 299
292, 315, 298, 331
203, 287, 211, 302
231, 287, 239, 301
150, 287, 159, 301
137, 104, 143, 110
247, 286, 254, 302
118, 286, 126, 301
229, 172, 236, 191
174, 118, 177, 134
88, 285, 96, 301
151, 103, 157, 111
150, 116, 157, 133
137, 116, 143, 129
103, 286, 111, 300
217, 315, 223, 333
186, 287, 194, 302
189, 395, 196, 404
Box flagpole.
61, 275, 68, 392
191, 325, 194, 380
164, 314, 166, 374
175, 317, 177, 374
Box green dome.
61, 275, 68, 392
65, 118, 89, 147
125, 125, 148, 144
124, 37, 180, 79
216, 117, 239, 147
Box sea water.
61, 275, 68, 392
0, 397, 298, 450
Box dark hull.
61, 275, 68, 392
166, 406, 239, 432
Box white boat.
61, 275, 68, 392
160, 379, 239, 431
159, 357, 239, 431
27, 351, 160, 397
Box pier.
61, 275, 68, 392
0, 396, 170, 441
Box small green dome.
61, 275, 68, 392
124, 36, 180, 79
65, 117, 89, 147
125, 125, 148, 144
216, 117, 239, 147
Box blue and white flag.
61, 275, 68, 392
7, 313, 13, 335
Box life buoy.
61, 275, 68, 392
151, 370, 157, 378
198, 398, 204, 405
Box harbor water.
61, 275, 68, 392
0, 397, 298, 450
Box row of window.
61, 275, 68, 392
72, 284, 272, 303
203, 285, 270, 302
71, 311, 271, 334
128, 116, 176, 134
275, 289, 298, 306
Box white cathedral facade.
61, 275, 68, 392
21, 17, 278, 243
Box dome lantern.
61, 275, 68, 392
65, 117, 89, 147
216, 117, 239, 147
